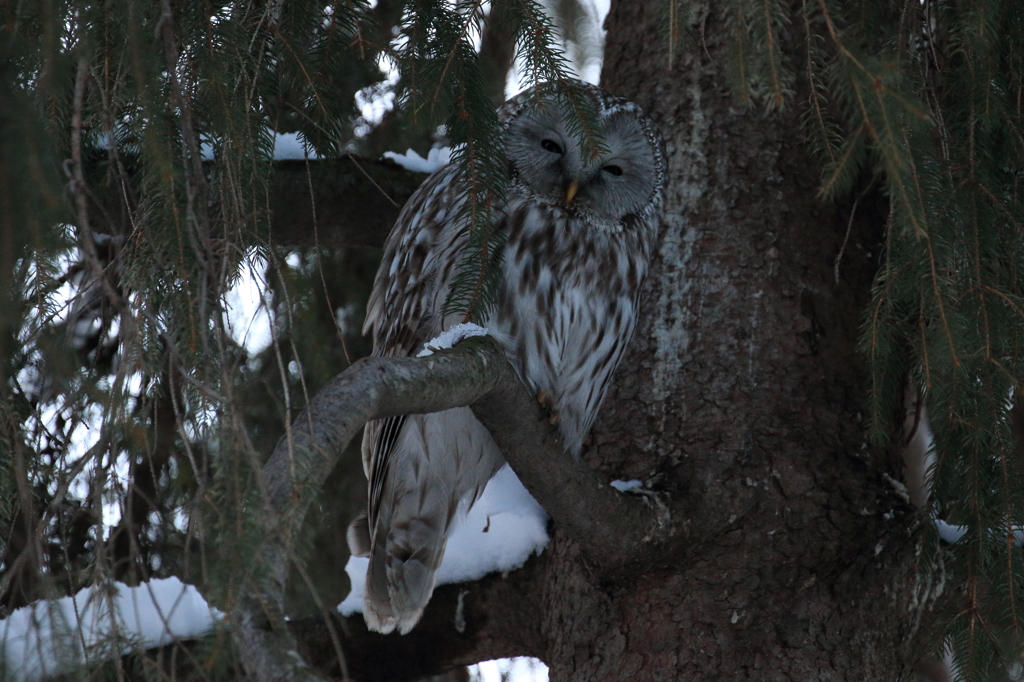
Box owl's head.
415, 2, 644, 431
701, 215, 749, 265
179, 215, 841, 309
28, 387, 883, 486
501, 83, 665, 224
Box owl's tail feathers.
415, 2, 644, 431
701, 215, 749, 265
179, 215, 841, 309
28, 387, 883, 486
363, 513, 448, 635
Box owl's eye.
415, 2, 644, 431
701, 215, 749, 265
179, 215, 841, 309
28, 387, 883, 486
541, 139, 563, 155
602, 165, 623, 176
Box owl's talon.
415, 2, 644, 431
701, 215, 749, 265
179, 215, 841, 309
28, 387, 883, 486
536, 390, 553, 409
537, 390, 559, 425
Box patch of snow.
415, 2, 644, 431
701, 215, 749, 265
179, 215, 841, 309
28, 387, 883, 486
223, 249, 274, 356
335, 302, 361, 336
200, 131, 317, 161
935, 520, 965, 544
934, 520, 1024, 546
356, 55, 400, 129
272, 132, 318, 160
338, 465, 549, 617
416, 322, 489, 357
470, 657, 549, 682
610, 479, 642, 492
901, 385, 935, 508
337, 559, 367, 617
0, 577, 222, 681
383, 147, 452, 174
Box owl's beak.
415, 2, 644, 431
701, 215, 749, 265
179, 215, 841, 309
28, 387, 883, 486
564, 181, 579, 206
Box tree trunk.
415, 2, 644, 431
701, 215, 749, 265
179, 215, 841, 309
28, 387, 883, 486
507, 1, 944, 679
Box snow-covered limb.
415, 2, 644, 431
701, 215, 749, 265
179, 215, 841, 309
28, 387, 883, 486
416, 322, 490, 357
383, 147, 452, 173
0, 577, 221, 681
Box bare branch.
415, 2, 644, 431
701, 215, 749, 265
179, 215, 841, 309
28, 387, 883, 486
471, 373, 673, 570
84, 157, 426, 250
264, 159, 425, 249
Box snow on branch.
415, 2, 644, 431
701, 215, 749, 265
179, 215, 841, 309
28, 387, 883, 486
0, 578, 221, 680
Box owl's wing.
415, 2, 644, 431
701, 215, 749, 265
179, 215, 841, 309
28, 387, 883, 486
363, 164, 464, 360
365, 413, 406, 536
360, 165, 468, 532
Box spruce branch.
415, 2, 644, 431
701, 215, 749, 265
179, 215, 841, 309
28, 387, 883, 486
800, 1, 843, 168
665, 0, 696, 71
818, 127, 865, 199
725, 0, 753, 104
83, 156, 423, 249
757, 0, 791, 110
504, 0, 608, 159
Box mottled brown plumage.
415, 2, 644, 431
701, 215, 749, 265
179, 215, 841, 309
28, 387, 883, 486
349, 82, 665, 634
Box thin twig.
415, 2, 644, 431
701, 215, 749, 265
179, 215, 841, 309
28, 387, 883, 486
834, 176, 876, 284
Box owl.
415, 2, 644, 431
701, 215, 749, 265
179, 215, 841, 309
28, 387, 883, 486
347, 82, 665, 634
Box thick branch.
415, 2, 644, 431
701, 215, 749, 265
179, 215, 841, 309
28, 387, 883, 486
86, 156, 425, 250
471, 379, 671, 570
234, 336, 673, 681
264, 159, 424, 249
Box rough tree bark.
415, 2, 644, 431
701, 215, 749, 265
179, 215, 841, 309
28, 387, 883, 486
543, 1, 942, 679
237, 3, 951, 681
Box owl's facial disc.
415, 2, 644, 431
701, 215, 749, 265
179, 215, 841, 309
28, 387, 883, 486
505, 104, 659, 222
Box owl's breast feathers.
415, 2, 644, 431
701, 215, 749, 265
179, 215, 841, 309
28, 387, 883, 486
491, 197, 656, 454
365, 164, 656, 457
